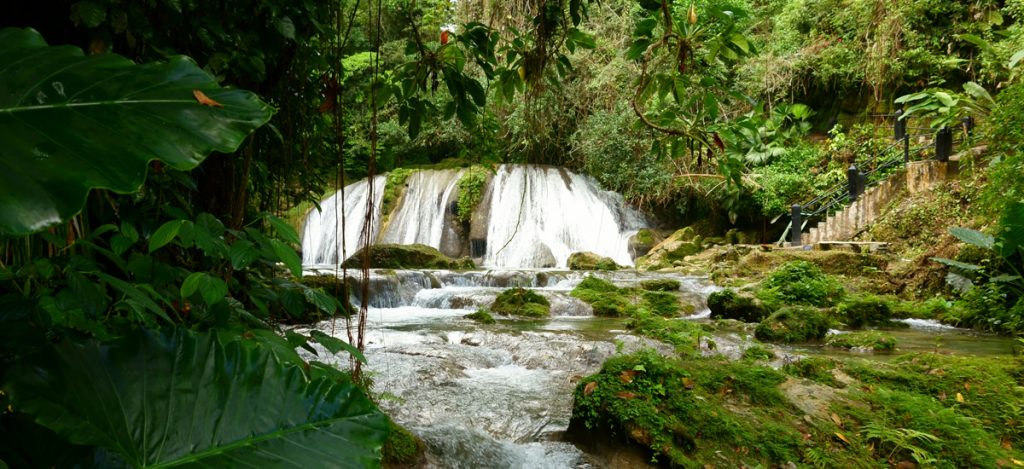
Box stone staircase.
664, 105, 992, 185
802, 159, 956, 245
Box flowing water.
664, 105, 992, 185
300, 165, 647, 268
300, 267, 1017, 468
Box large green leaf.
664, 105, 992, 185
3, 328, 387, 467
948, 227, 994, 250
0, 28, 274, 236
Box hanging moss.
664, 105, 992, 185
380, 168, 416, 223
455, 165, 490, 223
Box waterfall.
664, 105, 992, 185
482, 166, 645, 268
301, 165, 647, 268
301, 175, 385, 265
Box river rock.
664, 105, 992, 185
341, 243, 476, 270
634, 226, 705, 270
627, 229, 662, 259
567, 251, 619, 271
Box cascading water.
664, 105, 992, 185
482, 166, 645, 268
301, 175, 385, 265
300, 165, 647, 268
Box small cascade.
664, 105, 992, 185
300, 165, 648, 268
301, 175, 385, 265
482, 166, 646, 268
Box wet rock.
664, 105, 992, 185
567, 251, 619, 271
627, 228, 662, 259
342, 243, 476, 270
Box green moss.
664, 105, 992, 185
465, 307, 496, 324
891, 296, 953, 320
825, 331, 896, 351
835, 294, 901, 328
639, 279, 680, 291
491, 288, 550, 317
665, 240, 703, 261
567, 252, 619, 271
741, 344, 776, 361
455, 165, 489, 223
381, 168, 416, 223
782, 356, 843, 388
754, 306, 831, 343
382, 418, 424, 466
571, 276, 637, 317
625, 312, 705, 354
572, 350, 801, 467
341, 244, 475, 270
639, 291, 681, 317
708, 288, 771, 323
758, 260, 845, 308
634, 228, 655, 246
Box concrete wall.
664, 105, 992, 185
803, 160, 952, 244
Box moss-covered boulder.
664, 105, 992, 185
756, 260, 845, 308
634, 227, 705, 270
567, 251, 620, 271
628, 229, 662, 258
491, 288, 550, 317
707, 289, 771, 323
825, 331, 896, 351
835, 294, 901, 328
571, 276, 636, 317
341, 244, 475, 270
382, 418, 425, 466
754, 306, 831, 343
639, 278, 680, 292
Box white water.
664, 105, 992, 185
300, 165, 647, 268
483, 166, 646, 268
301, 175, 385, 265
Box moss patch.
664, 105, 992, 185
826, 331, 897, 351
835, 294, 903, 328
465, 307, 496, 324
341, 244, 475, 270
381, 168, 416, 224
455, 165, 489, 223
491, 288, 550, 317
754, 306, 831, 343
639, 279, 680, 292
571, 276, 637, 317
741, 344, 776, 361
757, 260, 845, 308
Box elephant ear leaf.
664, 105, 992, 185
3, 328, 388, 467
0, 27, 274, 236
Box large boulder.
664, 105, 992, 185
341, 243, 475, 270
628, 229, 662, 259
567, 251, 619, 271
634, 227, 705, 270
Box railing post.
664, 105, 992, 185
847, 164, 859, 202
894, 109, 906, 140
903, 134, 910, 164
935, 127, 952, 162
790, 204, 802, 246
857, 171, 867, 197
961, 116, 974, 136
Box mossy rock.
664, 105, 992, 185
835, 294, 902, 328
640, 291, 681, 317
635, 226, 707, 270
628, 229, 662, 257
571, 276, 636, 317
567, 251, 620, 271
708, 289, 771, 323
741, 344, 776, 361
754, 306, 831, 343
382, 418, 424, 466
491, 288, 550, 317
341, 244, 475, 270
825, 331, 896, 352
465, 308, 496, 324
757, 260, 845, 308
289, 275, 357, 323
639, 279, 680, 292
782, 356, 843, 387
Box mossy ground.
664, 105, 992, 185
826, 330, 897, 351
755, 306, 831, 343
570, 276, 685, 317
573, 350, 1024, 468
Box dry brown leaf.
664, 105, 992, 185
583, 381, 597, 396
1003, 437, 1014, 450
193, 89, 223, 108
619, 370, 636, 384
616, 391, 637, 399
830, 412, 843, 428
834, 432, 850, 445
682, 377, 695, 390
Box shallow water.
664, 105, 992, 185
303, 268, 1015, 467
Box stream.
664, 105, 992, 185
300, 267, 1017, 468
